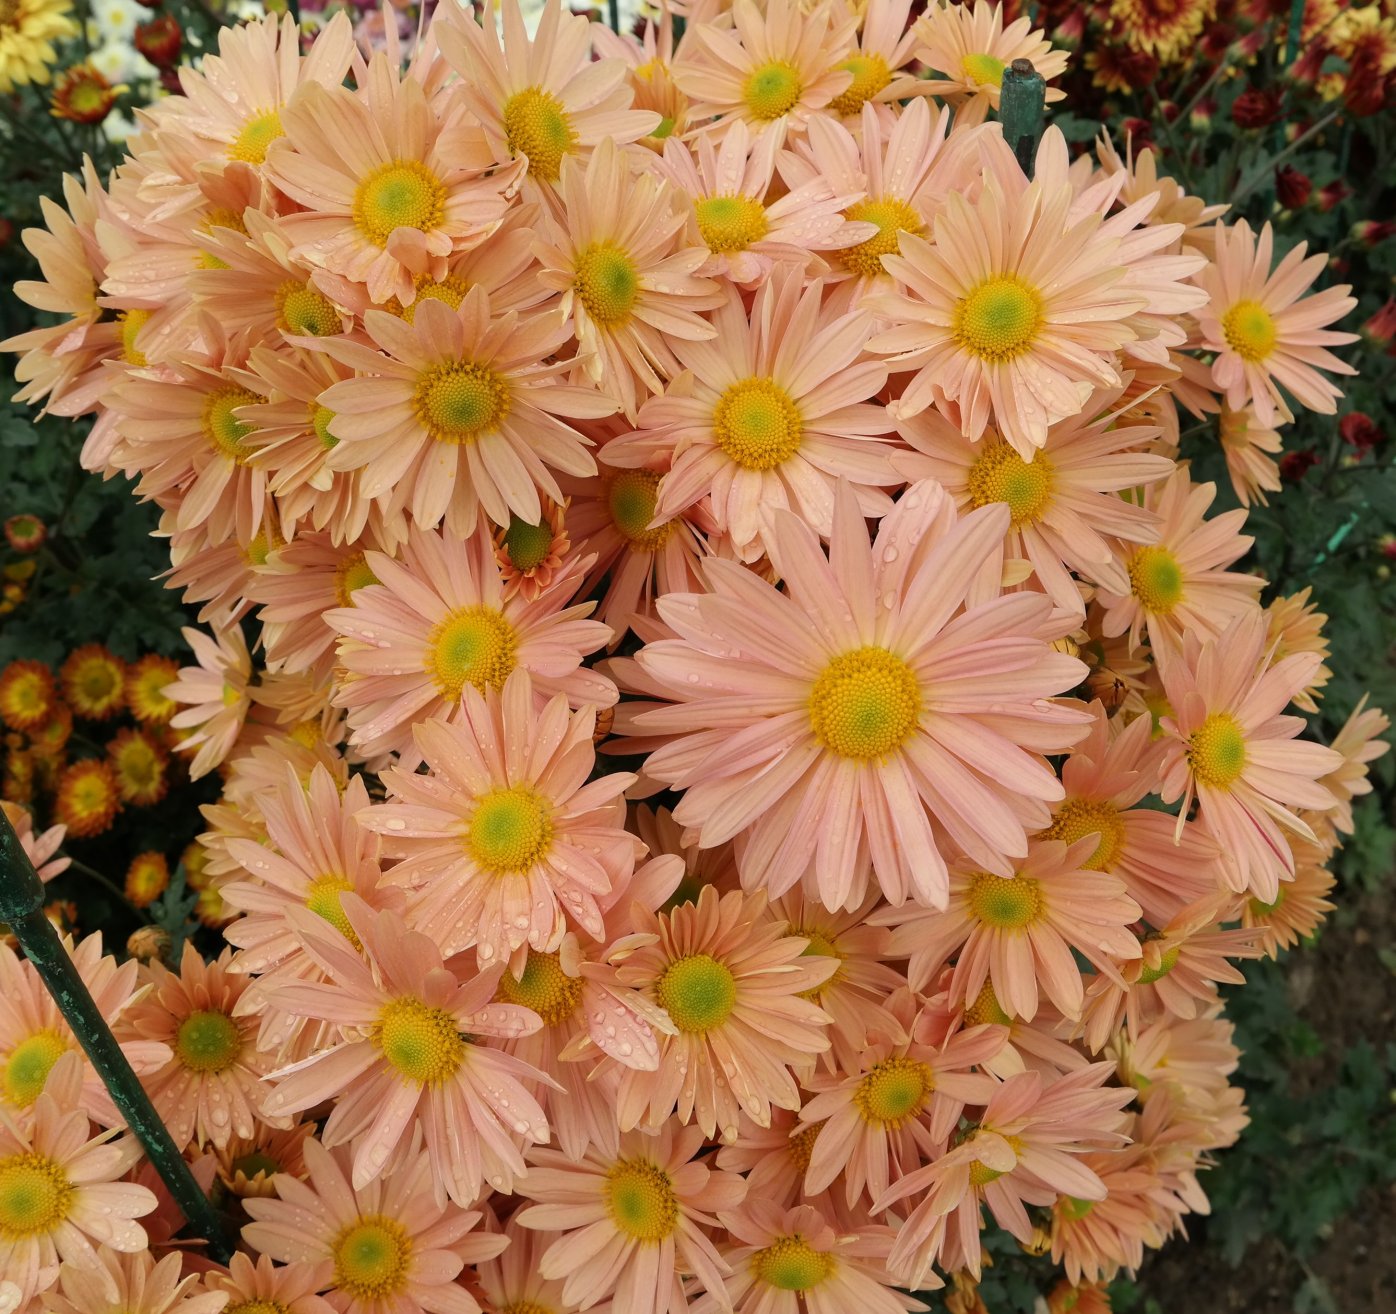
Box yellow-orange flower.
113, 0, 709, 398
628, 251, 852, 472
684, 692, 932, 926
59, 644, 126, 720
0, 659, 54, 731
53, 758, 120, 837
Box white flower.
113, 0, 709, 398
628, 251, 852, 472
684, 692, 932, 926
92, 0, 141, 42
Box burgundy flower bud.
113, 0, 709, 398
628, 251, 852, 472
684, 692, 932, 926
134, 15, 182, 68
1232, 86, 1282, 129
1340, 412, 1384, 450
1352, 220, 1396, 246
1362, 296, 1396, 346
1318, 179, 1351, 212
1274, 164, 1312, 209
1279, 449, 1320, 483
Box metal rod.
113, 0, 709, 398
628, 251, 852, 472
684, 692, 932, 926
0, 808, 235, 1264
999, 58, 1047, 179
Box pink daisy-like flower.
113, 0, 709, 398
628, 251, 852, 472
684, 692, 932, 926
514, 1123, 746, 1313
824, 0, 937, 120
0, 1053, 157, 1303
1241, 845, 1335, 957
325, 523, 615, 759
165, 614, 252, 781
260, 899, 551, 1204
203, 1253, 336, 1314
242, 1136, 506, 1314
494, 496, 571, 604
605, 266, 899, 562
621, 481, 1088, 911
1, 800, 68, 884
316, 291, 617, 537
473, 1215, 571, 1314
1197, 219, 1358, 428
41, 1251, 228, 1314
610, 885, 835, 1140
358, 670, 641, 961
1321, 694, 1391, 835
714, 1108, 820, 1209
1219, 405, 1284, 508
1157, 609, 1345, 901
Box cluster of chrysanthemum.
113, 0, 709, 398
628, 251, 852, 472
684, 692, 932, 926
2, 0, 1392, 1310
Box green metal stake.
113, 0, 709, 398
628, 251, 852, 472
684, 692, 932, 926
0, 808, 235, 1264
998, 58, 1047, 179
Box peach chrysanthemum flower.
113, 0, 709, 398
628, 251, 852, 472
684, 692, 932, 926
1048, 1143, 1172, 1285
203, 1253, 335, 1314
60, 644, 125, 721
316, 291, 614, 537
325, 523, 614, 760
0, 800, 68, 884
263, 55, 525, 306
674, 0, 858, 131
0, 1053, 157, 1303
534, 137, 723, 420
439, 0, 658, 196
242, 1137, 506, 1314
1241, 837, 1336, 956
714, 1108, 819, 1209
260, 899, 551, 1204
913, 0, 1069, 126
124, 656, 180, 727
212, 1120, 315, 1200
495, 497, 571, 603
693, 1198, 928, 1312
825, 0, 938, 120
611, 886, 835, 1139
623, 482, 1088, 910
122, 944, 279, 1150
166, 616, 252, 781
514, 1123, 745, 1313
607, 267, 899, 562
1157, 610, 1346, 901
1196, 220, 1358, 428
1320, 694, 1390, 835
359, 670, 641, 961
1266, 587, 1332, 714
474, 1216, 571, 1314
1218, 404, 1283, 507
41, 1251, 228, 1314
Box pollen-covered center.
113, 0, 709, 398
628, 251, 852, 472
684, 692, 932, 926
839, 196, 924, 279
656, 953, 737, 1033
0, 1153, 73, 1239
502, 514, 555, 572
853, 1056, 933, 1128
374, 996, 464, 1085
1137, 942, 1181, 985
333, 1215, 413, 1297
753, 1235, 837, 1291
796, 927, 847, 996
608, 469, 675, 550
1127, 544, 1185, 614
119, 308, 151, 365
828, 52, 892, 117
502, 86, 577, 184
311, 404, 339, 450
963, 980, 1012, 1027
415, 361, 510, 444
960, 52, 1007, 86
468, 786, 554, 875
2, 1030, 67, 1108
227, 1301, 291, 1314
400, 273, 472, 322
712, 377, 803, 471
305, 873, 361, 947
967, 441, 1055, 525
334, 551, 379, 608
968, 1158, 1006, 1186
1221, 298, 1278, 363
495, 950, 582, 1027
808, 646, 921, 760
605, 1158, 679, 1242
695, 193, 770, 254
202, 386, 259, 463
425, 605, 517, 700
967, 872, 1044, 930
1188, 712, 1247, 788
229, 109, 284, 164
275, 280, 340, 337
352, 160, 447, 247
176, 1009, 242, 1074
574, 242, 640, 327
743, 59, 804, 121
1042, 797, 1126, 871
953, 274, 1044, 361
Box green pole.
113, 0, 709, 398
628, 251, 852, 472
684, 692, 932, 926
999, 58, 1047, 179
0, 808, 235, 1264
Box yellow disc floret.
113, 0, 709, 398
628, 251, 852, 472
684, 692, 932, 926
953, 274, 1044, 361
0, 1152, 73, 1239
608, 469, 675, 550
752, 1235, 837, 1291
828, 52, 891, 117
333, 1215, 412, 1297
839, 196, 924, 279
743, 59, 804, 120
333, 551, 379, 608
853, 1056, 933, 1128
712, 377, 803, 471
202, 386, 260, 464
1127, 544, 1185, 614
1221, 299, 1278, 363
1188, 712, 1247, 788
605, 1158, 679, 1242
274, 280, 341, 337
574, 242, 640, 327
495, 950, 583, 1027
808, 647, 921, 761
352, 160, 447, 248
967, 872, 1044, 929
468, 786, 554, 875
2, 1030, 67, 1108
175, 1009, 242, 1074
415, 361, 510, 443
695, 193, 770, 254
502, 86, 577, 184
967, 442, 1055, 526
655, 953, 737, 1033
1041, 797, 1126, 871
961, 52, 1007, 86
425, 605, 517, 701
305, 873, 360, 947
374, 997, 464, 1085
229, 109, 284, 164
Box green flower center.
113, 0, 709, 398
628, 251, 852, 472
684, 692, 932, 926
2, 1030, 67, 1108
574, 242, 640, 327
743, 60, 804, 121
853, 1056, 932, 1128
415, 361, 510, 443
655, 953, 737, 1033
1127, 544, 1185, 614
333, 1215, 413, 1297
468, 786, 554, 875
967, 872, 1044, 930
953, 274, 1043, 361
695, 193, 770, 254
752, 1235, 836, 1290
175, 1009, 242, 1074
1188, 712, 1247, 788
352, 160, 447, 247
0, 1153, 73, 1239
608, 469, 674, 550
605, 1159, 679, 1242
425, 605, 517, 701
374, 997, 464, 1085
712, 377, 803, 470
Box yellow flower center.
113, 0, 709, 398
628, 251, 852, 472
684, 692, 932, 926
655, 953, 737, 1033
352, 160, 447, 248
333, 1215, 412, 1297
374, 997, 464, 1085
73, 657, 120, 705
968, 1158, 1006, 1186
2, 1030, 67, 1108
399, 274, 473, 322
796, 927, 846, 996
468, 786, 554, 874
275, 280, 340, 337
175, 1009, 242, 1074
960, 52, 1007, 87
953, 275, 1044, 361
1221, 299, 1278, 363
605, 1159, 679, 1242
743, 59, 804, 121
1187, 712, 1247, 788
502, 514, 556, 572
305, 874, 360, 947
1137, 942, 1181, 985
712, 377, 803, 471
495, 950, 582, 1027
839, 196, 924, 279
752, 1235, 837, 1290
789, 1122, 820, 1173
1041, 798, 1126, 871
229, 109, 284, 164
119, 308, 152, 366
967, 441, 1055, 526
608, 469, 675, 550
415, 361, 510, 444
574, 242, 640, 327
963, 981, 1012, 1027
1127, 544, 1185, 615
695, 193, 770, 254
311, 404, 339, 449
967, 872, 1044, 929
0, 1153, 73, 1239
808, 647, 921, 761
499, 1305, 552, 1314
198, 208, 249, 269
828, 52, 892, 117
202, 386, 259, 464
853, 1056, 933, 1128
227, 1301, 290, 1314
333, 551, 379, 608
425, 605, 517, 701
502, 86, 577, 184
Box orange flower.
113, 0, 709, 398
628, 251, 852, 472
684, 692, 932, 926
125, 851, 170, 908
59, 644, 125, 720
49, 62, 123, 124
0, 659, 54, 731
107, 727, 170, 806
124, 655, 180, 725
53, 758, 120, 838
